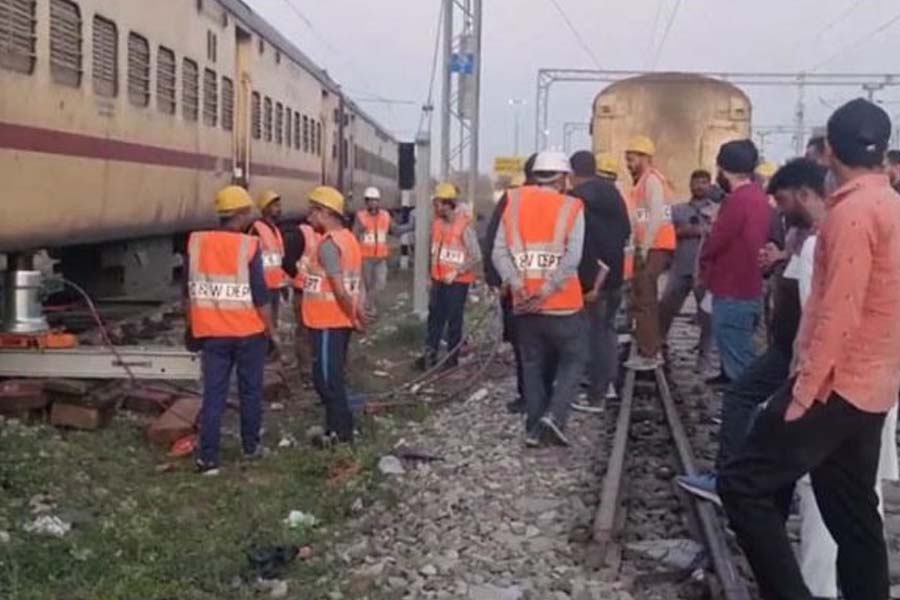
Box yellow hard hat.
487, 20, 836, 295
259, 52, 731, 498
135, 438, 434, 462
434, 182, 459, 201
215, 185, 253, 214
257, 189, 281, 211
756, 161, 778, 179
595, 152, 620, 176
509, 173, 527, 188
626, 135, 656, 157
308, 185, 345, 216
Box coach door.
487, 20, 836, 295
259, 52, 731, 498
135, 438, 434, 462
233, 27, 253, 185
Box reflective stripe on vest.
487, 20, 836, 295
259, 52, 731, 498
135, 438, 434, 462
187, 231, 266, 338
357, 209, 392, 259
430, 212, 476, 284
252, 220, 287, 289
502, 186, 584, 313
301, 228, 363, 329
631, 169, 676, 251
293, 224, 320, 290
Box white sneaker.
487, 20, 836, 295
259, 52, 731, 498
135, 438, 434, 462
624, 354, 662, 371
605, 384, 618, 399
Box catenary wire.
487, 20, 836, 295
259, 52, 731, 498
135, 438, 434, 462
811, 9, 900, 71
547, 0, 603, 70
651, 0, 684, 70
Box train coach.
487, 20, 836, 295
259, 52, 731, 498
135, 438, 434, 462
0, 0, 399, 298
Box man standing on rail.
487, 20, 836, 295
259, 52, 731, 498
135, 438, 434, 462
252, 190, 288, 327
568, 151, 630, 412
624, 136, 676, 370
418, 183, 481, 370
492, 151, 587, 447
677, 158, 825, 502
353, 187, 413, 316
658, 170, 716, 373
187, 186, 278, 475
719, 99, 900, 600
698, 140, 772, 384
302, 186, 366, 445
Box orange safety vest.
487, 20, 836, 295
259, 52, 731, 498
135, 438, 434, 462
430, 212, 476, 284
251, 220, 287, 289
293, 223, 321, 290
631, 168, 676, 251
187, 231, 266, 338
501, 186, 584, 313
357, 209, 392, 259
301, 228, 363, 330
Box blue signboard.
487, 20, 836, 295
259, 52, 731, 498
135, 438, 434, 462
450, 53, 475, 75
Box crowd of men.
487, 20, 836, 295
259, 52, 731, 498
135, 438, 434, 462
183, 95, 900, 599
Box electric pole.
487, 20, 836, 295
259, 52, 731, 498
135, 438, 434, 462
439, 0, 483, 206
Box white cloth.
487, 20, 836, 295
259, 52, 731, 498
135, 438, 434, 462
798, 404, 898, 597
782, 235, 817, 308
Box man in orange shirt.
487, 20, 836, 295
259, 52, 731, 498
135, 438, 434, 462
719, 99, 900, 600
624, 136, 676, 370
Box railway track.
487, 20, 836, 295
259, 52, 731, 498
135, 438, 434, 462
587, 323, 755, 599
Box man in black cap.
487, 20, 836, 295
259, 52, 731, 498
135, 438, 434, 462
719, 98, 900, 600
698, 140, 773, 384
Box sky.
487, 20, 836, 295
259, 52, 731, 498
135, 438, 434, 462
244, 0, 900, 172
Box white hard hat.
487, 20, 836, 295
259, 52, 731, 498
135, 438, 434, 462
532, 151, 572, 175
364, 186, 381, 200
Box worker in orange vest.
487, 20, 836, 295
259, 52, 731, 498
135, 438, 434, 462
301, 186, 366, 445
291, 220, 321, 377
252, 190, 288, 325
186, 186, 279, 475
492, 151, 588, 448
418, 183, 482, 370
624, 136, 676, 370
353, 187, 413, 316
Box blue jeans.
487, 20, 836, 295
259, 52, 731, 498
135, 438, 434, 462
199, 335, 267, 465
712, 297, 762, 381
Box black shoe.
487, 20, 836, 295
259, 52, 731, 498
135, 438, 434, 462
539, 416, 570, 446
195, 460, 221, 476
705, 372, 731, 386
506, 399, 525, 414
415, 353, 438, 371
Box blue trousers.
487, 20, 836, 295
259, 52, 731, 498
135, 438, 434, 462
199, 334, 267, 465
712, 297, 762, 381
425, 281, 470, 363
310, 327, 354, 441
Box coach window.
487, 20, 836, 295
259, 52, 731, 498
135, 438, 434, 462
156, 46, 176, 114
263, 96, 272, 142
202, 68, 217, 126
221, 76, 233, 131
182, 58, 199, 121
285, 109, 292, 148
316, 122, 322, 156
309, 122, 316, 157
275, 102, 283, 145
294, 111, 301, 150
251, 91, 261, 139
92, 15, 117, 97
49, 0, 82, 87
1, 0, 37, 74
206, 30, 216, 63
302, 115, 309, 153
127, 32, 150, 106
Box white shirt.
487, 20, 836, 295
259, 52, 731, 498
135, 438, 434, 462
783, 234, 817, 308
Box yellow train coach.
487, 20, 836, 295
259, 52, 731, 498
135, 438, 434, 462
0, 0, 398, 296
